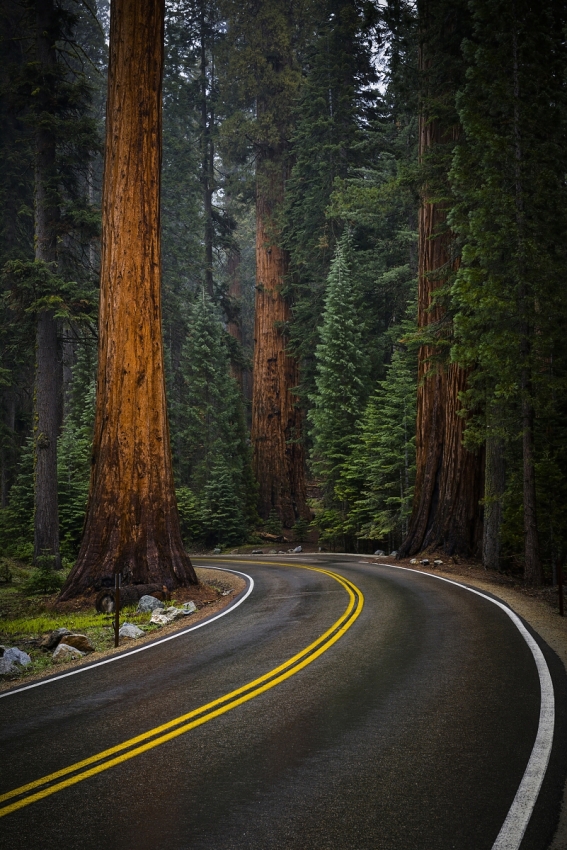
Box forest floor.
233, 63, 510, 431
0, 565, 245, 693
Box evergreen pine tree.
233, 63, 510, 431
308, 231, 367, 496
341, 342, 416, 548
176, 290, 253, 543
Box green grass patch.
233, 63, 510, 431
0, 605, 151, 638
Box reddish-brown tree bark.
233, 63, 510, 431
399, 11, 483, 558
60, 0, 196, 599
251, 159, 308, 527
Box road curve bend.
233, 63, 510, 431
0, 555, 565, 850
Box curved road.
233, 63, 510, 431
0, 556, 565, 849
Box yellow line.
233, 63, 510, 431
0, 562, 363, 818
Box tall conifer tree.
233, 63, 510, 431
398, 0, 484, 559
220, 0, 309, 526
61, 0, 196, 598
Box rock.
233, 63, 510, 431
118, 623, 144, 640
63, 634, 95, 653
0, 646, 32, 674
390, 551, 398, 557
251, 549, 264, 555
38, 627, 71, 650
3, 647, 31, 666
410, 558, 418, 565
293, 545, 302, 553
137, 594, 165, 613
182, 601, 197, 614
150, 607, 185, 626
0, 657, 16, 675
278, 550, 286, 554
268, 549, 277, 554
434, 559, 443, 566
53, 643, 85, 662
374, 549, 386, 556
420, 558, 430, 565
213, 548, 221, 554
258, 532, 286, 543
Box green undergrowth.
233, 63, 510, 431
0, 558, 193, 682
1, 605, 150, 638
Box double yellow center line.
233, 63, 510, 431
0, 562, 363, 818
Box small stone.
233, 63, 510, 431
374, 550, 386, 556
38, 627, 71, 650
150, 607, 185, 626
420, 558, 430, 565
293, 545, 302, 553
3, 647, 31, 667
119, 622, 145, 639
434, 559, 443, 566
53, 643, 85, 662
268, 549, 277, 554
390, 551, 398, 557
213, 548, 221, 554
0, 646, 31, 674
64, 634, 95, 653
137, 594, 165, 613
182, 601, 197, 614
252, 549, 263, 555
278, 550, 286, 554
221, 590, 232, 597
410, 558, 418, 565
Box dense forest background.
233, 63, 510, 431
0, 0, 566, 587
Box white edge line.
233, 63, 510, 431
0, 567, 254, 700
380, 563, 554, 850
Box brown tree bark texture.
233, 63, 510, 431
399, 114, 483, 558
60, 0, 196, 598
251, 166, 308, 527
33, 0, 61, 568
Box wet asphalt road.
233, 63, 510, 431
0, 555, 565, 850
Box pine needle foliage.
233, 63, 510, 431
308, 230, 368, 496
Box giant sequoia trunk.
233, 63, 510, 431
33, 0, 61, 568
399, 2, 483, 558
60, 0, 196, 599
251, 158, 308, 526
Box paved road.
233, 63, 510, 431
0, 556, 565, 850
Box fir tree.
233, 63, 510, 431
308, 230, 367, 496
176, 290, 254, 543
341, 342, 417, 548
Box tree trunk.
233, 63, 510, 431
200, 6, 214, 298
251, 157, 308, 527
512, 20, 541, 586
33, 0, 61, 568
60, 0, 196, 599
398, 6, 483, 558
483, 432, 505, 570
227, 244, 243, 387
